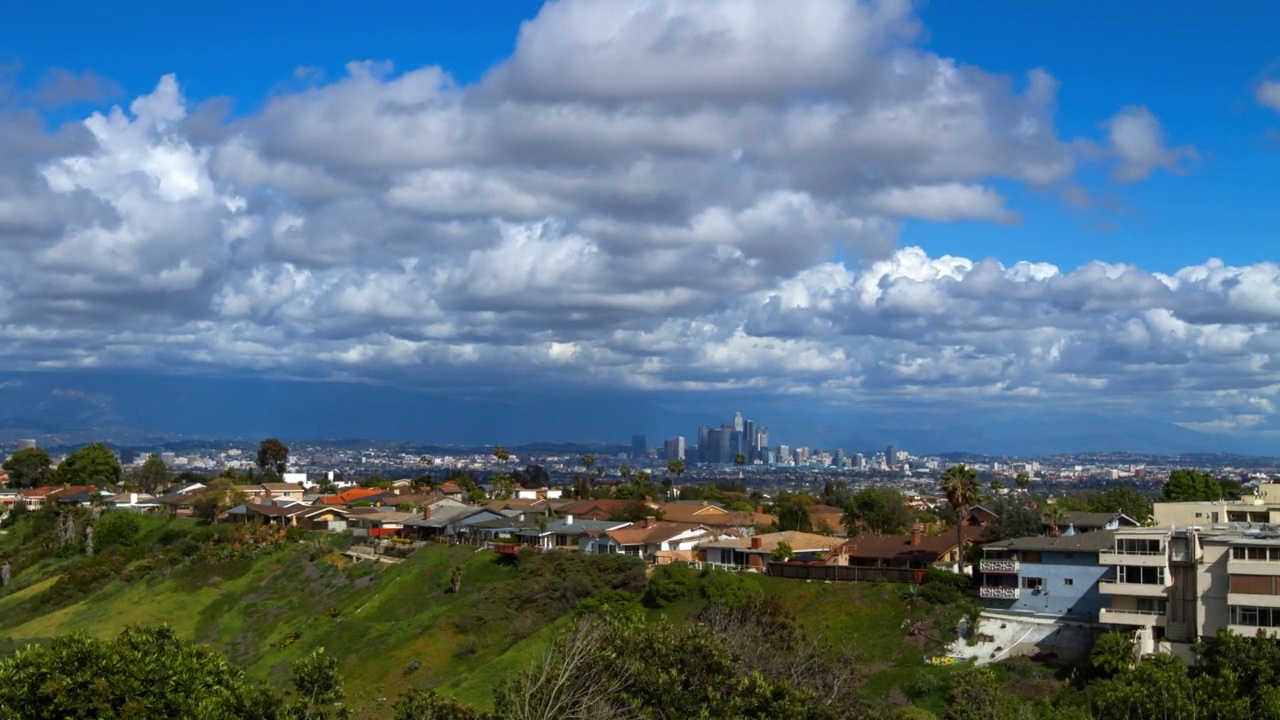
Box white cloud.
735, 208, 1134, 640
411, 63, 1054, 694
1103, 105, 1198, 182
0, 1, 1255, 436
1257, 80, 1280, 112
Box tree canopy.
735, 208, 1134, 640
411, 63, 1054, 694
1162, 469, 1223, 503
56, 443, 122, 486
842, 486, 914, 536
127, 454, 173, 494
2, 447, 52, 488
257, 438, 290, 475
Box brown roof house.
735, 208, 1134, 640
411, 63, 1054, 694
824, 527, 966, 582
699, 531, 842, 572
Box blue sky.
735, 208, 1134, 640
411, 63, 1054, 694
0, 1, 1278, 452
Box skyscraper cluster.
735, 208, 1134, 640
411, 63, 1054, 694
662, 411, 770, 465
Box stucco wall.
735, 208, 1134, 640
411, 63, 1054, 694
1007, 551, 1110, 620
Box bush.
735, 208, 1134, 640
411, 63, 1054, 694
93, 512, 142, 550
700, 569, 763, 610
644, 562, 697, 607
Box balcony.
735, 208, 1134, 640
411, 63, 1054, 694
980, 585, 1020, 600
979, 558, 1020, 574
1099, 580, 1169, 598
1099, 608, 1167, 627
1228, 560, 1280, 577
1100, 550, 1168, 567
1227, 592, 1280, 609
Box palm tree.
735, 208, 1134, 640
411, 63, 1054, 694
580, 454, 595, 472
1090, 630, 1135, 675
493, 446, 511, 462
989, 478, 1003, 493
1015, 472, 1030, 492
734, 453, 746, 467
1044, 504, 1066, 537
941, 464, 979, 575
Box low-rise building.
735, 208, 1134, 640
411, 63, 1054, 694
979, 531, 1115, 621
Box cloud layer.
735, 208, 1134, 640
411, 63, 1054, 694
0, 0, 1270, 438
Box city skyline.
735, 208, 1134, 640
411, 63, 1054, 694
2, 2, 1280, 451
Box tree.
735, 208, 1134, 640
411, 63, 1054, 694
289, 647, 352, 719
1162, 469, 1223, 502
980, 497, 1043, 543
1015, 472, 1031, 492
128, 454, 173, 494
1090, 630, 1135, 676
843, 487, 913, 535
989, 478, 1003, 493
771, 541, 795, 561
643, 561, 697, 607
56, 443, 122, 486
580, 454, 595, 473
0, 625, 288, 719
1091, 485, 1154, 524
493, 446, 511, 462
192, 479, 248, 523
772, 491, 813, 532
450, 567, 463, 594
256, 438, 289, 476
734, 453, 746, 467
941, 464, 979, 575
666, 458, 685, 483
1043, 504, 1066, 538
490, 474, 516, 500
2, 447, 52, 488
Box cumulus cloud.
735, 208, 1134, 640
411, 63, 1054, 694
0, 0, 1263, 436
1102, 105, 1199, 182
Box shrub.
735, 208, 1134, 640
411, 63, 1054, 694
93, 512, 142, 550
700, 569, 763, 610
644, 562, 697, 607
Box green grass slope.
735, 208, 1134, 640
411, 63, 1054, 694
0, 516, 962, 718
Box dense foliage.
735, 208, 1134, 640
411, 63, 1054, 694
2, 447, 53, 488
0, 625, 351, 719
56, 442, 122, 485
843, 486, 914, 536
1162, 469, 1225, 502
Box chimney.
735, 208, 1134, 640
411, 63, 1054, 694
755, 506, 763, 515
750, 536, 763, 550
422, 506, 431, 520
566, 514, 574, 525
910, 528, 922, 546
644, 516, 656, 528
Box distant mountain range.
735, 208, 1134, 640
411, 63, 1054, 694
0, 370, 1269, 457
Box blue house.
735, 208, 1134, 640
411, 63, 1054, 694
979, 530, 1115, 620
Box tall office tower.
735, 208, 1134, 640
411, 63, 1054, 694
17, 438, 37, 450
833, 448, 845, 465
855, 453, 866, 468
733, 411, 744, 433
719, 424, 733, 464
885, 445, 897, 466
743, 420, 756, 461
795, 447, 810, 464
729, 430, 743, 460
706, 428, 723, 465
756, 428, 769, 451
631, 435, 647, 458
663, 437, 685, 461
697, 425, 712, 463
777, 444, 791, 462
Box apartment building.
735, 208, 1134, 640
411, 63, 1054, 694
978, 531, 1115, 621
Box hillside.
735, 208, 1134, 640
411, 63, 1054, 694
0, 513, 967, 718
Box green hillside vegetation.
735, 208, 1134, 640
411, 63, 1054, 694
0, 507, 1005, 718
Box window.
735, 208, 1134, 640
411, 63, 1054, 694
1021, 576, 1044, 590
1021, 551, 1042, 563
1229, 574, 1280, 595
1136, 599, 1168, 614
1229, 606, 1280, 627
1116, 566, 1165, 585
1117, 538, 1162, 555
1063, 578, 1074, 586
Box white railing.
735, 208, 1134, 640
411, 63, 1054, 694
980, 585, 1020, 600
1100, 608, 1165, 617
979, 559, 1020, 573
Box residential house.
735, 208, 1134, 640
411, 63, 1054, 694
700, 531, 843, 571
827, 527, 966, 579
515, 487, 564, 500
658, 501, 776, 534
53, 487, 99, 507
978, 531, 1116, 621
16, 487, 58, 511
515, 515, 630, 550
580, 517, 725, 561
465, 513, 542, 542
0, 488, 17, 514
314, 487, 385, 507
104, 492, 161, 513
238, 503, 352, 530
344, 509, 421, 538
399, 504, 497, 541
558, 498, 642, 521
436, 482, 467, 502
1051, 511, 1140, 535
259, 483, 306, 502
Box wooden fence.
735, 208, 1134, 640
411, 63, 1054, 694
767, 562, 928, 584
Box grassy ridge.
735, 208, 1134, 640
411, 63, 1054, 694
0, 517, 958, 717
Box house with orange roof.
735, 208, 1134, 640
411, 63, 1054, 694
658, 501, 776, 534
314, 487, 385, 507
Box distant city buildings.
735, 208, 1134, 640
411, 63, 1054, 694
630, 435, 646, 459
17, 439, 37, 450
663, 437, 685, 461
